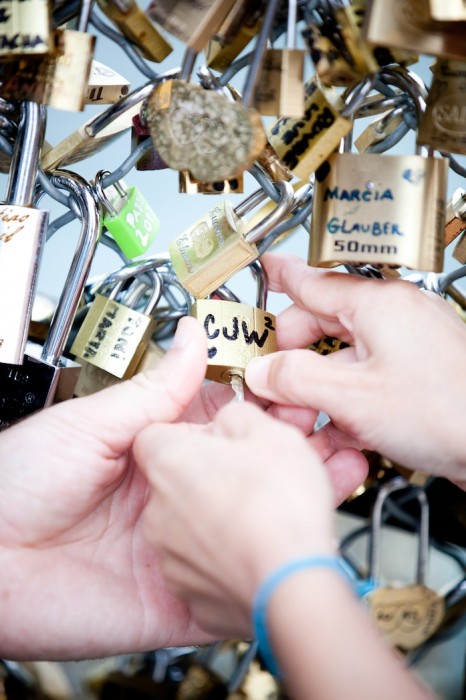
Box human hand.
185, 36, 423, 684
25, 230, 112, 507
0, 317, 214, 661
134, 402, 367, 639
245, 254, 466, 485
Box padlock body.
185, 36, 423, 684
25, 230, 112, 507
147, 79, 266, 182
193, 299, 277, 384
146, 0, 237, 52
96, 0, 172, 62
268, 76, 352, 180
309, 152, 448, 271
0, 204, 48, 364
0, 342, 80, 431
418, 60, 466, 155
86, 60, 131, 105
365, 0, 466, 59
169, 200, 257, 298
74, 339, 165, 396
367, 584, 445, 650
70, 295, 155, 379
205, 2, 262, 71
45, 29, 95, 112
0, 0, 51, 58
254, 49, 305, 118
104, 185, 159, 257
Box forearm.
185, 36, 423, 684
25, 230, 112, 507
266, 570, 435, 700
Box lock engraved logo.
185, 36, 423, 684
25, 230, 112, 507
432, 95, 466, 135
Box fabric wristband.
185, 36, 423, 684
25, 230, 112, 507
252, 554, 373, 678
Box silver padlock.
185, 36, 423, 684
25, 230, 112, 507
0, 170, 101, 430
0, 101, 48, 364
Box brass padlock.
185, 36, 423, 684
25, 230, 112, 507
71, 269, 162, 379
418, 59, 466, 155
268, 74, 374, 180
310, 69, 448, 271
205, 0, 264, 72
253, 0, 305, 118
169, 180, 294, 298
0, 0, 52, 60
192, 261, 277, 388
44, 24, 95, 111
146, 0, 237, 52
364, 0, 466, 60
96, 0, 172, 62
364, 478, 445, 651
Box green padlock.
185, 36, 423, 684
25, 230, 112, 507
94, 170, 159, 257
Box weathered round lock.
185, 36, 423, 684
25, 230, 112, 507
192, 260, 277, 385
365, 477, 445, 651
70, 266, 162, 379
169, 179, 294, 299
310, 67, 449, 272
94, 169, 159, 258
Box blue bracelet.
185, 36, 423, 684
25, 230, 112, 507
252, 555, 372, 678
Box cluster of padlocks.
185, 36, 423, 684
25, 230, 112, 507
0, 0, 465, 697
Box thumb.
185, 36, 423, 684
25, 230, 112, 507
46, 317, 207, 451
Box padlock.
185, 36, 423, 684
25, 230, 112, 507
43, 4, 96, 112
268, 74, 374, 180
309, 69, 449, 271
131, 112, 167, 171
169, 179, 294, 298
96, 0, 172, 63
0, 101, 48, 364
0, 170, 100, 430
302, 18, 361, 88
205, 0, 264, 72
179, 169, 244, 195
364, 0, 466, 60
354, 106, 407, 154
146, 0, 237, 53
253, 0, 305, 118
418, 59, 466, 155
0, 0, 52, 59
85, 59, 131, 105
428, 0, 466, 21
364, 478, 445, 651
73, 272, 167, 396
328, 0, 379, 80
94, 170, 159, 258
192, 260, 277, 389
146, 47, 267, 183
41, 72, 176, 169
70, 267, 163, 379
0, 52, 51, 103
453, 230, 466, 263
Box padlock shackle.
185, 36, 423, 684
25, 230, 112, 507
5, 102, 46, 207
341, 74, 378, 119
94, 169, 126, 217
245, 180, 295, 244
250, 259, 268, 310
368, 477, 429, 586
43, 171, 101, 365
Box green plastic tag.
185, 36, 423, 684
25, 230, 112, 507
104, 186, 159, 257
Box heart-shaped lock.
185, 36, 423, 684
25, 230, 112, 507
146, 79, 266, 182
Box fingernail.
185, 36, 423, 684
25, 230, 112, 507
171, 317, 192, 350
245, 355, 273, 388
